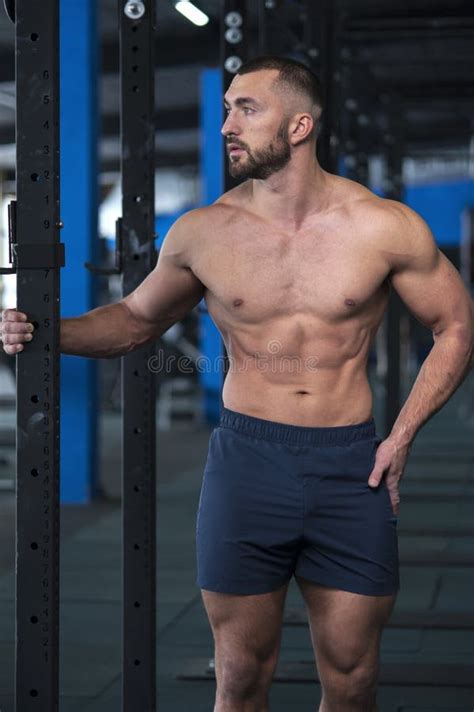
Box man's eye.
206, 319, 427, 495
243, 108, 254, 114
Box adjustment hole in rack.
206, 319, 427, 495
30, 173, 39, 182
132, 85, 139, 93
134, 659, 141, 666
134, 485, 141, 493
134, 427, 142, 434
133, 254, 140, 261
31, 395, 39, 404
30, 33, 39, 41
134, 601, 140, 608
29, 690, 39, 697
31, 468, 39, 477
134, 544, 140, 550
133, 370, 140, 377
32, 321, 39, 329
132, 65, 138, 72
132, 26, 138, 32
132, 45, 138, 53
30, 616, 38, 624
31, 542, 38, 550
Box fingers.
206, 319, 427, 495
368, 464, 385, 487
368, 469, 400, 516
1, 320, 34, 335
387, 487, 400, 517
2, 308, 28, 323
2, 343, 25, 355
1, 309, 34, 355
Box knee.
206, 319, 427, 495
217, 651, 276, 701
323, 660, 379, 706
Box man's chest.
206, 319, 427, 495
192, 225, 389, 324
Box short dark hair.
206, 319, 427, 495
237, 55, 324, 112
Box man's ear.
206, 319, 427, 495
289, 113, 315, 145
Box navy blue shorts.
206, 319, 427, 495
196, 408, 399, 597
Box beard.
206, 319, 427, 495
227, 118, 291, 181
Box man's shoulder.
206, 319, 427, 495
333, 177, 437, 273
357, 195, 422, 231
345, 187, 438, 281
213, 182, 250, 213
172, 189, 250, 249
162, 199, 242, 269
337, 177, 428, 236
176, 186, 247, 228
169, 202, 233, 238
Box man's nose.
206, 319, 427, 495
221, 112, 240, 137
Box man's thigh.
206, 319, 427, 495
201, 581, 290, 662
296, 576, 397, 676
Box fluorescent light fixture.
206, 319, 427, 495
175, 1, 209, 27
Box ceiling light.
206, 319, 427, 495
175, 1, 209, 27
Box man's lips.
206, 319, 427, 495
227, 144, 246, 154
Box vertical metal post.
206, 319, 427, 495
256, 0, 269, 55
382, 103, 404, 436
307, 0, 341, 174
256, 0, 282, 56
14, 1, 62, 709
221, 0, 248, 192
120, 1, 157, 710
460, 207, 473, 290
340, 64, 375, 186
385, 291, 403, 436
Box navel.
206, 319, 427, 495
344, 298, 356, 307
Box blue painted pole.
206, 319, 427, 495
199, 68, 224, 424
59, 0, 99, 503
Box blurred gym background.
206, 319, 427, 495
0, 1, 473, 711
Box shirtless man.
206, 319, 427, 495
1, 56, 472, 712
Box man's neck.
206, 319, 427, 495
248, 153, 331, 231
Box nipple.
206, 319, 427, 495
233, 298, 244, 307
344, 298, 356, 307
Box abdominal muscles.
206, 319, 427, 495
219, 314, 378, 427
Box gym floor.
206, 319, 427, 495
0, 369, 473, 711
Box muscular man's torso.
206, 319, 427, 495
188, 174, 401, 426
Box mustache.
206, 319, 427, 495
227, 140, 248, 150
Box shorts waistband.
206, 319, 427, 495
219, 408, 376, 446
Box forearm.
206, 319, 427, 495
390, 326, 473, 446
61, 301, 149, 358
